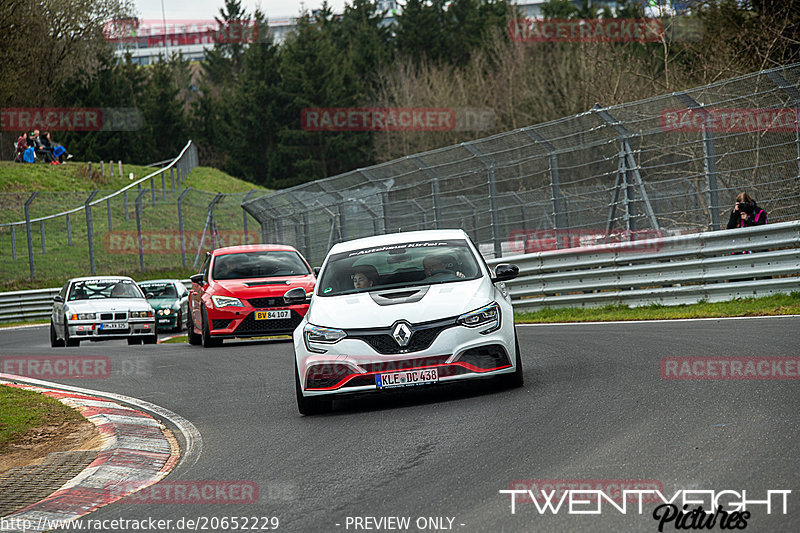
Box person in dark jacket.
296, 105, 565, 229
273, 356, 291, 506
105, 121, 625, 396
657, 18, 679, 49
726, 192, 766, 229
39, 131, 72, 164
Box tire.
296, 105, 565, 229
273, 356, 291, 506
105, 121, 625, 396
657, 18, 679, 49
295, 360, 332, 415
187, 307, 201, 345
64, 318, 79, 347
127, 337, 142, 345
201, 308, 222, 348
497, 332, 524, 389
175, 311, 183, 333
50, 320, 64, 347
143, 335, 157, 345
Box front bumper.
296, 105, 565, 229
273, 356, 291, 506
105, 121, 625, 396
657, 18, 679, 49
207, 305, 307, 338
294, 315, 517, 398
68, 320, 156, 338
155, 314, 179, 330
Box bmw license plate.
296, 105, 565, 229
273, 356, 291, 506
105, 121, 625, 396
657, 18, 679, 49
255, 310, 290, 320
376, 368, 438, 389
101, 322, 127, 330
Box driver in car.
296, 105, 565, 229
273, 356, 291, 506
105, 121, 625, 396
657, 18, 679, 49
423, 255, 465, 281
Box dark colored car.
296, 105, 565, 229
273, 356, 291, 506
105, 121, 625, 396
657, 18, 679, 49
138, 279, 189, 332
187, 245, 316, 347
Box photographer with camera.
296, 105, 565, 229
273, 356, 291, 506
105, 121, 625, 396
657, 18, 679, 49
726, 192, 766, 229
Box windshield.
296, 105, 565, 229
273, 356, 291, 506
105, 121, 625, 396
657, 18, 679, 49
317, 239, 481, 297
68, 279, 144, 300
139, 283, 177, 298
212, 251, 311, 280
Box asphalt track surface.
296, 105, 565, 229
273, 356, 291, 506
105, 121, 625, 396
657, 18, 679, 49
1, 316, 798, 533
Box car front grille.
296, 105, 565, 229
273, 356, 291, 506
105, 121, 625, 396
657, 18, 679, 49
233, 311, 303, 335
347, 318, 456, 355
99, 312, 127, 320
248, 297, 285, 308
359, 355, 451, 373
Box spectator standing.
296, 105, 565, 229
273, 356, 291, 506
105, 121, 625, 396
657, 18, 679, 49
726, 192, 767, 229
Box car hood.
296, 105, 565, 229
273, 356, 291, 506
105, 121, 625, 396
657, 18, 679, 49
306, 279, 493, 328
149, 298, 178, 309
65, 299, 153, 312
212, 276, 315, 297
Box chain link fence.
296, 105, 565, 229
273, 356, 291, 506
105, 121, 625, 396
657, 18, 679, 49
244, 63, 800, 266
0, 141, 262, 286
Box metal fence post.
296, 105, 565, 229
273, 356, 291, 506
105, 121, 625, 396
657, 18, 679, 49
410, 156, 442, 229
242, 190, 257, 243
40, 221, 46, 254
462, 143, 502, 258
11, 226, 17, 260
24, 192, 38, 280
523, 128, 567, 242
171, 167, 176, 192
674, 93, 721, 230
458, 195, 480, 242
150, 176, 156, 207
107, 197, 112, 232
177, 188, 191, 268
124, 190, 129, 222
135, 188, 148, 272
66, 214, 72, 246
85, 190, 99, 275
766, 70, 800, 182
161, 171, 167, 201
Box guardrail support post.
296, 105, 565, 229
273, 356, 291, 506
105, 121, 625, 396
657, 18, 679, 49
85, 190, 99, 275
674, 93, 721, 230
24, 192, 38, 280
177, 188, 191, 268
135, 189, 148, 272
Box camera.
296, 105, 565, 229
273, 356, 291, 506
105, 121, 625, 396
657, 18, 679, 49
737, 201, 755, 215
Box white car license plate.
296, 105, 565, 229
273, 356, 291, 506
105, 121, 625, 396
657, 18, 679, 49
101, 322, 127, 330
255, 310, 290, 320
158, 319, 170, 324
376, 368, 439, 389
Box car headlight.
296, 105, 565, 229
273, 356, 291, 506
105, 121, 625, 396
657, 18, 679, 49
303, 323, 346, 353
130, 310, 154, 318
157, 308, 172, 316
211, 295, 244, 308
457, 302, 501, 334
69, 313, 95, 320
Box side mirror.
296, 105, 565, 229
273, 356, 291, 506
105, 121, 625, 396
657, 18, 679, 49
283, 287, 308, 305
313, 267, 321, 277
145, 292, 155, 299
53, 295, 63, 303
189, 273, 204, 285
491, 263, 519, 283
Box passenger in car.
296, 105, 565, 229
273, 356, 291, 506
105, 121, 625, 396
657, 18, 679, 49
352, 266, 379, 289
422, 255, 465, 280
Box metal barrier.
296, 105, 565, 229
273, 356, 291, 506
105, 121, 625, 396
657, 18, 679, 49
487, 221, 800, 310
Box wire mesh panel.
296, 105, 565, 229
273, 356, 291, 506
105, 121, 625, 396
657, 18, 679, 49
244, 64, 800, 261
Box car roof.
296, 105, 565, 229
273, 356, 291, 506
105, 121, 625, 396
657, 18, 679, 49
68, 275, 135, 283
328, 229, 470, 255
210, 244, 299, 256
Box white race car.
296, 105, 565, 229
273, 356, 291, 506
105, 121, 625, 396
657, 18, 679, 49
287, 229, 522, 415
50, 276, 157, 346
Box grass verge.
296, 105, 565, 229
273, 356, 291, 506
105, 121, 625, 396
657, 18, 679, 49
0, 385, 83, 454
515, 292, 800, 323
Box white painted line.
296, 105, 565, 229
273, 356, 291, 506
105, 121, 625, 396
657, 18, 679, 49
517, 314, 800, 327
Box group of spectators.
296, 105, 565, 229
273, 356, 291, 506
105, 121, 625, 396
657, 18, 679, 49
14, 129, 72, 164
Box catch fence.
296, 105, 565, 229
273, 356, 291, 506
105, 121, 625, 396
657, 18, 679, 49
243, 63, 800, 266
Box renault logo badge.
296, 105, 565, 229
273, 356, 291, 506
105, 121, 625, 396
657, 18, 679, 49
392, 322, 412, 347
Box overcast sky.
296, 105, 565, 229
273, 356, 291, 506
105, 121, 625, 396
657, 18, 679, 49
134, 0, 349, 22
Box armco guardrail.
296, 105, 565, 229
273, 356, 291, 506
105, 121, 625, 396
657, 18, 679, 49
0, 280, 192, 324
487, 221, 800, 310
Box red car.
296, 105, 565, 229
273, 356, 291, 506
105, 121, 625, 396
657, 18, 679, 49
187, 245, 316, 347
